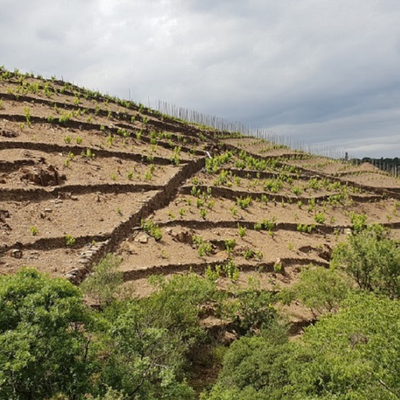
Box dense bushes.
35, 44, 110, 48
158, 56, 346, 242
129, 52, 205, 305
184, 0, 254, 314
202, 225, 400, 399
2, 225, 400, 399
332, 225, 400, 298
202, 292, 400, 400
0, 269, 217, 400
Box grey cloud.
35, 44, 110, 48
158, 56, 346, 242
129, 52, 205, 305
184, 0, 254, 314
1, 0, 400, 157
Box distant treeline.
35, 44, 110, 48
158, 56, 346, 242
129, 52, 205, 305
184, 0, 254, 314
350, 157, 400, 177
352, 157, 400, 167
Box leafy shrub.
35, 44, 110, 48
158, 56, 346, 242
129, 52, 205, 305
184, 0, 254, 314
331, 224, 400, 298
0, 269, 91, 399
349, 211, 367, 232
204, 291, 400, 400
280, 266, 351, 316
81, 254, 123, 306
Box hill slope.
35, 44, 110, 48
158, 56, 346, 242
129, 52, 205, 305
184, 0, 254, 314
1, 67, 400, 327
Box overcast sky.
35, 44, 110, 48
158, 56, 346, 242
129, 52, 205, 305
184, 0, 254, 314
1, 0, 400, 157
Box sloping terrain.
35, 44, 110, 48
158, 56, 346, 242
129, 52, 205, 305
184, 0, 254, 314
1, 67, 400, 328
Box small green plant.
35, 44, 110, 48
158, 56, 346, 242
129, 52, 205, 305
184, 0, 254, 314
110, 173, 117, 181
179, 208, 186, 217
393, 201, 400, 216
349, 212, 367, 232
106, 134, 114, 147
236, 196, 252, 210
117, 207, 123, 216
160, 249, 169, 259
205, 265, 222, 281
80, 253, 123, 305
308, 178, 321, 191
170, 146, 181, 166
242, 248, 255, 260
314, 213, 326, 224
75, 136, 83, 145
168, 211, 175, 220
24, 107, 31, 126
65, 234, 76, 247
30, 226, 39, 236
225, 238, 236, 254
215, 170, 229, 186
223, 259, 240, 281
82, 149, 95, 159
230, 206, 238, 217
64, 135, 72, 144
261, 194, 269, 204
191, 186, 201, 197
199, 208, 207, 219
297, 223, 316, 233
273, 262, 283, 273
192, 236, 212, 257
196, 198, 204, 208
307, 198, 317, 213
141, 219, 162, 241
264, 179, 283, 193
59, 112, 71, 124
292, 186, 302, 196
242, 248, 263, 260
238, 224, 247, 238
206, 199, 215, 210
127, 171, 134, 180
262, 217, 276, 231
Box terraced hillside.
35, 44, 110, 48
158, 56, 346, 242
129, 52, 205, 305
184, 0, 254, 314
1, 67, 400, 328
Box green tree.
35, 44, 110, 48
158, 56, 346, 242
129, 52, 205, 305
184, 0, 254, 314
332, 225, 400, 298
96, 302, 195, 400
93, 273, 217, 400
0, 268, 91, 399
